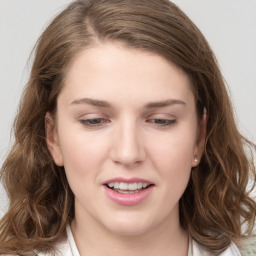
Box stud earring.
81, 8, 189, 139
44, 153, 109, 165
194, 156, 198, 164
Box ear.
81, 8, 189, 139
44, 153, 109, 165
45, 112, 64, 167
192, 111, 207, 167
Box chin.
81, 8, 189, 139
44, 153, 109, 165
102, 213, 157, 237
107, 224, 150, 237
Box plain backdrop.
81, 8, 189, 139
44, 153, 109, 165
0, 0, 256, 218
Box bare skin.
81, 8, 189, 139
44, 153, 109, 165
46, 43, 206, 256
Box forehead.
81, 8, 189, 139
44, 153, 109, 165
61, 43, 194, 108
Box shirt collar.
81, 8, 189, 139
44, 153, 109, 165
191, 237, 241, 256
67, 225, 241, 256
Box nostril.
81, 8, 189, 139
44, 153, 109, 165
110, 133, 146, 166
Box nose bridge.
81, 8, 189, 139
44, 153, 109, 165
111, 117, 145, 166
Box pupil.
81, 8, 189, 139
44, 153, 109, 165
90, 118, 101, 124
155, 119, 166, 124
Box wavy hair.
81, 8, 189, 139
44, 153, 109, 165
0, 0, 255, 254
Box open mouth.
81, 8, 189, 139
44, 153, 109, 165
105, 182, 154, 194
103, 180, 155, 206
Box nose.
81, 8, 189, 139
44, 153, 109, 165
110, 120, 146, 167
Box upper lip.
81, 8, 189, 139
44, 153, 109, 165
103, 177, 154, 185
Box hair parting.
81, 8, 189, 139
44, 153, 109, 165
0, 0, 255, 254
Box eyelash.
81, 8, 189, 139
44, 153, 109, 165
79, 118, 109, 128
146, 118, 176, 127
79, 118, 176, 128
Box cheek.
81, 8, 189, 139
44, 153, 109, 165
148, 131, 195, 207
148, 129, 197, 172
57, 132, 109, 203
57, 124, 109, 182
150, 143, 193, 193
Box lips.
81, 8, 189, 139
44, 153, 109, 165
102, 178, 154, 206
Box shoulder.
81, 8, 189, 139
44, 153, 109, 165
238, 236, 256, 256
36, 237, 71, 256
191, 239, 241, 256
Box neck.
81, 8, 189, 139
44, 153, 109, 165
71, 205, 189, 256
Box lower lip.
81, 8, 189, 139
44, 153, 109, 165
103, 185, 154, 206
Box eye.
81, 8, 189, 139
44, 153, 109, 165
146, 118, 176, 127
79, 118, 110, 128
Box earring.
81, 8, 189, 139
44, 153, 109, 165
194, 156, 198, 164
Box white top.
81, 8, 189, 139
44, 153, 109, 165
37, 226, 241, 256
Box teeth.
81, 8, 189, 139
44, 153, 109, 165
107, 182, 150, 190
142, 183, 148, 188
128, 183, 136, 190
120, 182, 128, 190
108, 182, 114, 188
118, 190, 139, 194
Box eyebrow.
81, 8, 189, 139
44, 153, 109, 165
71, 98, 112, 108
145, 99, 186, 108
70, 98, 186, 109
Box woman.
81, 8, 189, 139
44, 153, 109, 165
0, 0, 255, 255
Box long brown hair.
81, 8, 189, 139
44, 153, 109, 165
0, 0, 255, 254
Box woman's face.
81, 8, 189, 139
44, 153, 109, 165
46, 43, 205, 236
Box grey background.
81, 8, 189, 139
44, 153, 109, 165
1, 0, 256, 218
